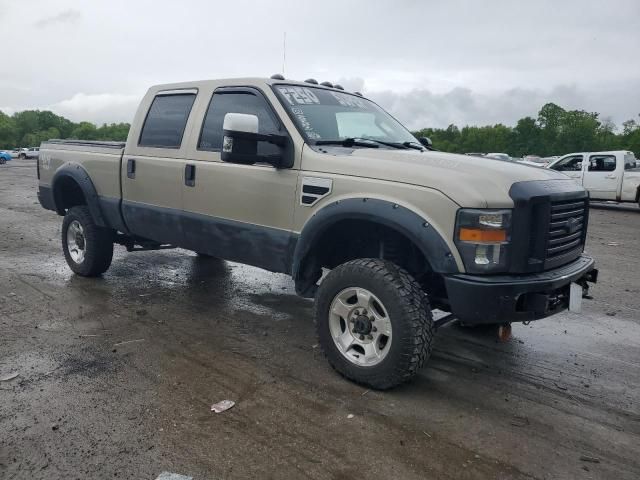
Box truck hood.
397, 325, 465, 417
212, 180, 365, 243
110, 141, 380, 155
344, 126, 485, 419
310, 147, 569, 207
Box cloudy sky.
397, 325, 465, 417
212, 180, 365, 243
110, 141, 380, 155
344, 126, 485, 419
1, 0, 639, 129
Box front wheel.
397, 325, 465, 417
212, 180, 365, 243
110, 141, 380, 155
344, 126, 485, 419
315, 258, 434, 390
62, 206, 114, 276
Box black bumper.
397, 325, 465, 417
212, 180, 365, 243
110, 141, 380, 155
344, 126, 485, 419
444, 254, 598, 324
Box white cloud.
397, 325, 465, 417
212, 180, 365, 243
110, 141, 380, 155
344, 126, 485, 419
50, 92, 142, 124
0, 0, 638, 128
33, 9, 81, 28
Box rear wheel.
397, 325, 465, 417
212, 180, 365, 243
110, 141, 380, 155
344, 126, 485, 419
0, 158, 5, 165
62, 206, 114, 276
18, 153, 26, 160
315, 258, 434, 389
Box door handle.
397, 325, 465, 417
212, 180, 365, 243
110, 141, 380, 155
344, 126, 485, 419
605, 174, 617, 179
185, 164, 196, 187
127, 159, 136, 179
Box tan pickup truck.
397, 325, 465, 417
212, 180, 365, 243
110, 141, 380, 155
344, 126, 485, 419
37, 76, 598, 389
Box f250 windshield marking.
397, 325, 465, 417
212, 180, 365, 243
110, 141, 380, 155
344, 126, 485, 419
274, 85, 419, 147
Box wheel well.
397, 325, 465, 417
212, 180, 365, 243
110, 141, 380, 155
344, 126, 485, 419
296, 219, 446, 300
53, 176, 87, 215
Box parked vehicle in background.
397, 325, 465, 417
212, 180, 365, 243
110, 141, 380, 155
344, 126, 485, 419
36, 76, 598, 389
485, 153, 514, 162
520, 155, 548, 167
24, 147, 40, 159
548, 151, 640, 205
0, 151, 12, 164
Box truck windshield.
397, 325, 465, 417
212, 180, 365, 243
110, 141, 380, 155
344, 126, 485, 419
274, 85, 419, 147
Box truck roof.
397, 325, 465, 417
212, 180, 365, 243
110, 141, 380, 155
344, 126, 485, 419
147, 77, 362, 96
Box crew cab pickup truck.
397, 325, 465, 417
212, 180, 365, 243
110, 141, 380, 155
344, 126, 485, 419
37, 76, 598, 389
548, 150, 640, 205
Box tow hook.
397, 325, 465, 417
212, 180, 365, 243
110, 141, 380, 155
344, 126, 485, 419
497, 323, 512, 342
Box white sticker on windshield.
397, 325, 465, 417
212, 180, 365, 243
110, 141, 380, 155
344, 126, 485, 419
278, 86, 320, 105
330, 91, 366, 108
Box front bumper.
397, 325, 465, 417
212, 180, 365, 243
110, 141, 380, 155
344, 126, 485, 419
444, 254, 598, 324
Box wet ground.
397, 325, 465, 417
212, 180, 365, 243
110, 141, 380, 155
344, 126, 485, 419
1, 159, 639, 480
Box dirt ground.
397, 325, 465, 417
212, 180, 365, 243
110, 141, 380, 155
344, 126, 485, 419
1, 159, 639, 480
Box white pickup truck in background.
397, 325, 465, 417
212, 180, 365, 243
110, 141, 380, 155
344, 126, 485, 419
548, 150, 640, 205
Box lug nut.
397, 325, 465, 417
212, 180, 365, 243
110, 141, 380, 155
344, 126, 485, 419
372, 327, 377, 332
368, 334, 373, 340
370, 316, 375, 322
359, 335, 365, 340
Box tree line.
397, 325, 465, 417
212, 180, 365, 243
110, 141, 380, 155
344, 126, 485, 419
0, 110, 130, 149
1, 102, 639, 157
414, 103, 640, 157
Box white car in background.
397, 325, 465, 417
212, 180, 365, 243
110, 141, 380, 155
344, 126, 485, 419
485, 152, 514, 162
548, 150, 640, 205
23, 147, 40, 159
11, 147, 39, 159
519, 155, 549, 167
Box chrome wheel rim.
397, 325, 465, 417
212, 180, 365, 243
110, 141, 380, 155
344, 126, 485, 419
328, 287, 392, 367
66, 220, 86, 264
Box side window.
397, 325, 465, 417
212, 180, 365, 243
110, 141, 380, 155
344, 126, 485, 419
588, 154, 616, 172
552, 155, 583, 172
139, 93, 196, 148
624, 154, 638, 170
198, 91, 280, 154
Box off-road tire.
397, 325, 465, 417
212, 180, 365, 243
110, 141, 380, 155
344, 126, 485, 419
315, 258, 434, 389
62, 206, 114, 277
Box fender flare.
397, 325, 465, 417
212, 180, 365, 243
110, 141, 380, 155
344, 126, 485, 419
51, 162, 106, 226
291, 197, 459, 286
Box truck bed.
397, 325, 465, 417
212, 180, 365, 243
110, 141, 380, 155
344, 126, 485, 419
42, 139, 126, 152
39, 139, 125, 230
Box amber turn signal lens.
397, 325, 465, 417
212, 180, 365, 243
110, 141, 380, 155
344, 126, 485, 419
459, 228, 507, 243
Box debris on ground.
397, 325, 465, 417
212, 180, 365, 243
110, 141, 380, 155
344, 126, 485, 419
155, 473, 193, 480
607, 242, 620, 246
113, 339, 145, 347
510, 415, 530, 427
347, 414, 355, 419
580, 455, 601, 463
0, 372, 19, 382
210, 400, 235, 413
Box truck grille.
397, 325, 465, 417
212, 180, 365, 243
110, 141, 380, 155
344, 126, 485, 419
546, 198, 588, 263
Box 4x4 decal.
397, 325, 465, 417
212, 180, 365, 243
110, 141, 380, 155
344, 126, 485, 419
301, 177, 332, 206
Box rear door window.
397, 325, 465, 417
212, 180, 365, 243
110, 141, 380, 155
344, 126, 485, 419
139, 93, 196, 148
588, 154, 616, 172
624, 153, 638, 170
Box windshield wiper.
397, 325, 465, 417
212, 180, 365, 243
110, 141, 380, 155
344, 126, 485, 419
402, 141, 425, 151
315, 138, 379, 148
315, 137, 414, 149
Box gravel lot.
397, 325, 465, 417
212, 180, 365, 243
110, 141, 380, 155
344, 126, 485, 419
1, 160, 639, 480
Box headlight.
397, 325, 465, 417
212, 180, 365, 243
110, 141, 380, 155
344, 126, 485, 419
455, 209, 512, 273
